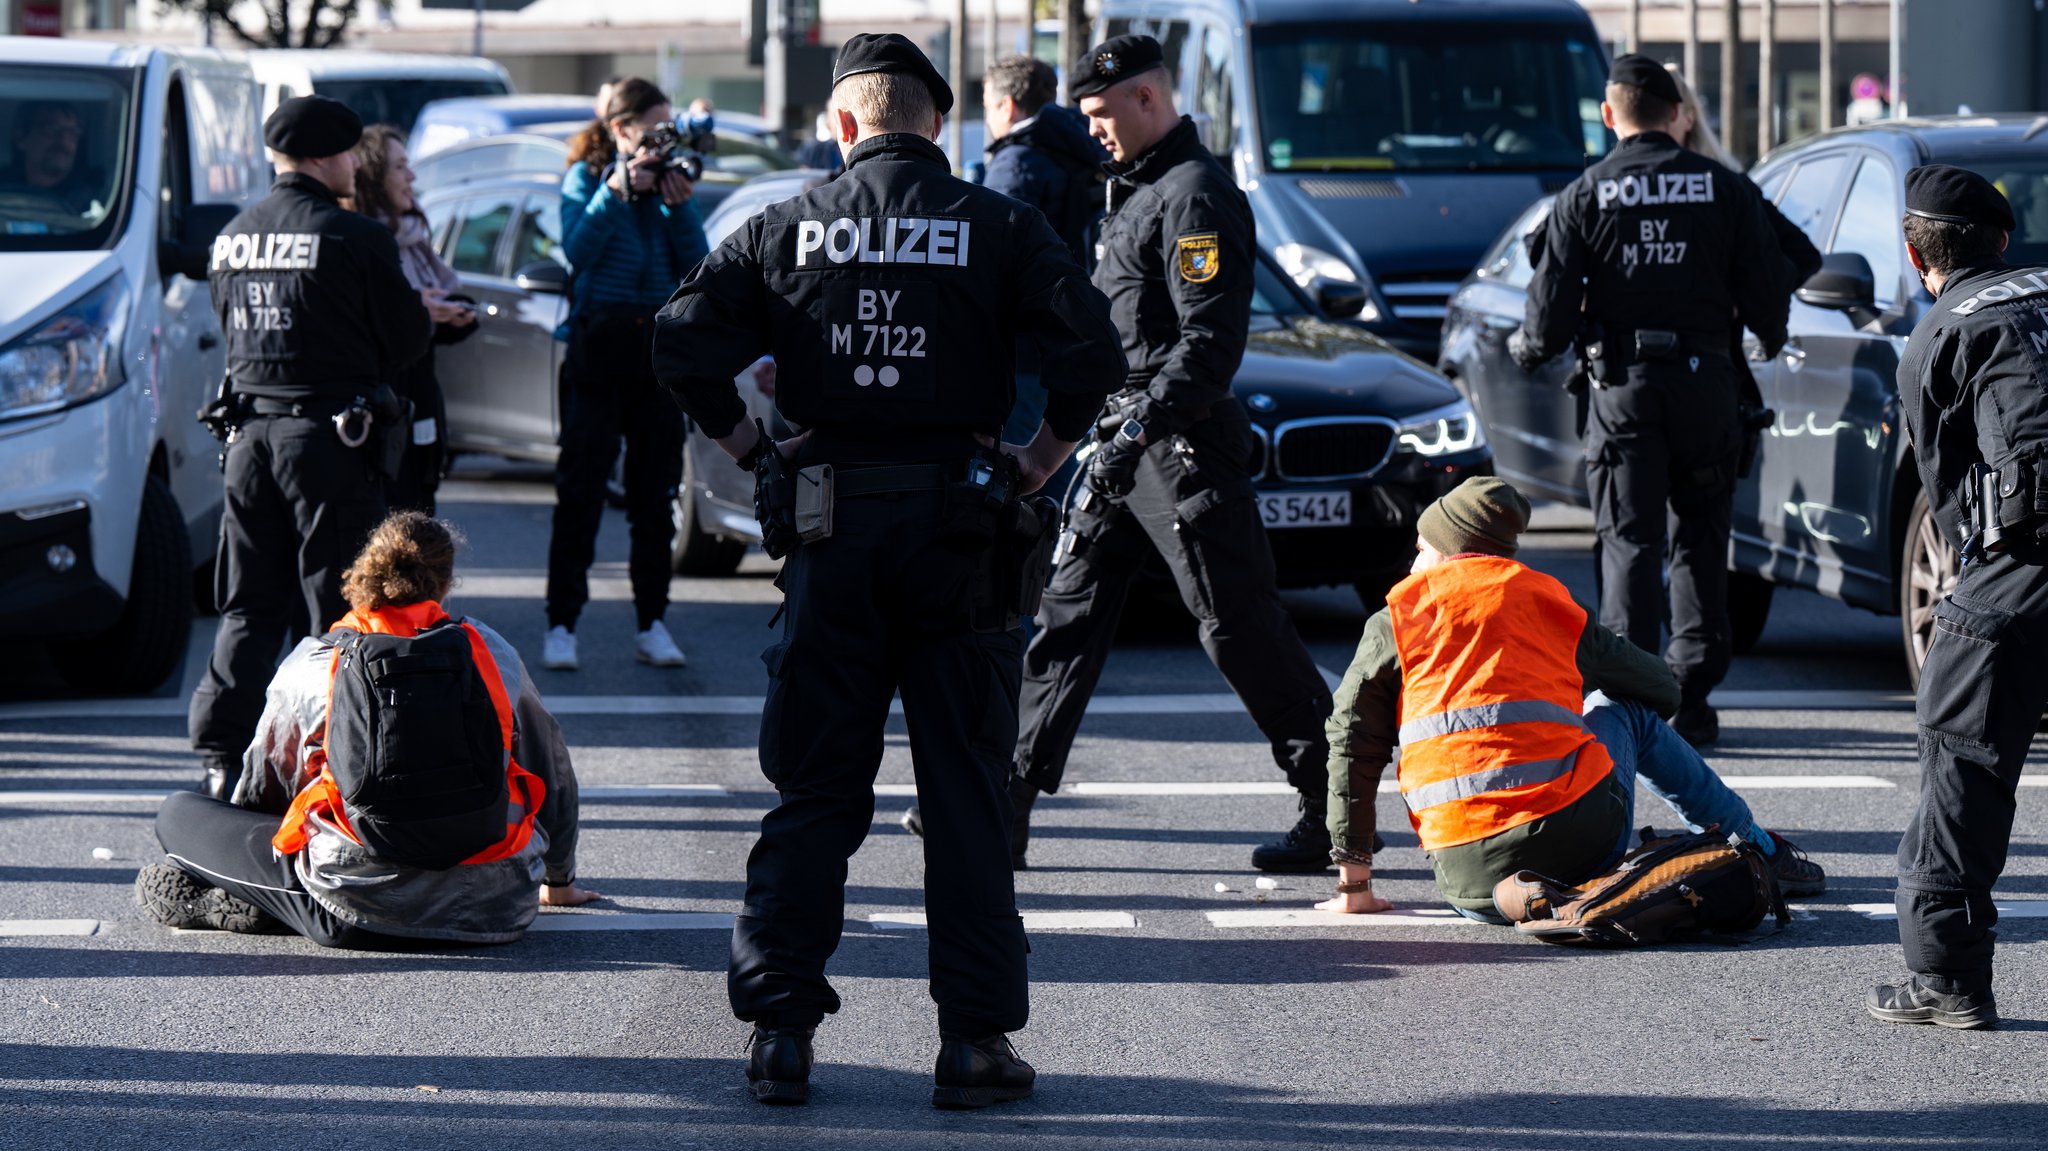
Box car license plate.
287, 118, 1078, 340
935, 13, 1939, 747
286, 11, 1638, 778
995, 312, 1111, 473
1260, 491, 1351, 528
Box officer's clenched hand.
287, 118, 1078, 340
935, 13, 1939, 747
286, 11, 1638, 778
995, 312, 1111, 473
1005, 424, 1080, 496
1507, 328, 1551, 374
1086, 423, 1147, 499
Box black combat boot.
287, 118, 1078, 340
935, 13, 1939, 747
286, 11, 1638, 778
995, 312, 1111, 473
745, 1025, 815, 1105
1251, 798, 1334, 873
133, 864, 275, 933
931, 1032, 1035, 1109
1867, 977, 1999, 1030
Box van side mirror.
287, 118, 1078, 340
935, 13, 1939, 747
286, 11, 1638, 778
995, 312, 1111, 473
513, 260, 569, 294
1797, 252, 1880, 326
1315, 277, 1368, 320
161, 203, 239, 281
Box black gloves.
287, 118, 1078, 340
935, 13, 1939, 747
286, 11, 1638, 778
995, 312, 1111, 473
1507, 328, 1550, 374
1086, 419, 1147, 497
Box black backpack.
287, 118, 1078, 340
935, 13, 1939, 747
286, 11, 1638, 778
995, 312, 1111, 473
321, 620, 509, 869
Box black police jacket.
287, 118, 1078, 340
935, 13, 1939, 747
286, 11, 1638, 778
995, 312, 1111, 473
208, 172, 433, 402
1899, 260, 2048, 552
1092, 117, 1252, 434
653, 133, 1125, 459
1523, 131, 1788, 364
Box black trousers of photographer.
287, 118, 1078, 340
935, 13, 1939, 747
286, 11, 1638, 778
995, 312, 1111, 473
729, 487, 1030, 1038
546, 304, 685, 633
189, 409, 385, 783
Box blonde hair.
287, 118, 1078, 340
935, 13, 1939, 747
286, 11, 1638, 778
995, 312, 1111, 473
341, 512, 462, 611
831, 71, 937, 136
1664, 64, 1741, 171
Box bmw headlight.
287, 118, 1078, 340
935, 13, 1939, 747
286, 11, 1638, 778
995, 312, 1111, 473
1274, 242, 1382, 322
1396, 399, 1485, 456
0, 275, 131, 421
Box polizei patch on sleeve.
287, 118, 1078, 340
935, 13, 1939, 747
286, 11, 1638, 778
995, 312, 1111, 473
1176, 233, 1221, 283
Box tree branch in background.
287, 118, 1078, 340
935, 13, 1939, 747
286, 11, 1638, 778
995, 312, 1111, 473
158, 0, 361, 50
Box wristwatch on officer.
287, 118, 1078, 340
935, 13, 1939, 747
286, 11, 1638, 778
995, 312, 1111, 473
1114, 417, 1147, 448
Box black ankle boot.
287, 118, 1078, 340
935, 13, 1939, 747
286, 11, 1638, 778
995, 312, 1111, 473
746, 1025, 814, 1105
1251, 800, 1334, 873
932, 1032, 1035, 1109
1008, 776, 1039, 870
200, 758, 241, 801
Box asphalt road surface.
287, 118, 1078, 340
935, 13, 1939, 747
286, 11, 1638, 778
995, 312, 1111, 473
3, 458, 2044, 1150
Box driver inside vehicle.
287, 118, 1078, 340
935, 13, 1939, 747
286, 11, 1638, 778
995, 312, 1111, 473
2, 101, 98, 218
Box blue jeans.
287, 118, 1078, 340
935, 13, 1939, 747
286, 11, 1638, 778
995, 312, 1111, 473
1449, 691, 1765, 924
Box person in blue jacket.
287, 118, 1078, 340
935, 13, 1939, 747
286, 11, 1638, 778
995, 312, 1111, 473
545, 77, 708, 673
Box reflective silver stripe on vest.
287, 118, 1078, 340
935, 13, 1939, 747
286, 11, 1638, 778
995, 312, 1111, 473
1400, 749, 1583, 813
1397, 699, 1587, 747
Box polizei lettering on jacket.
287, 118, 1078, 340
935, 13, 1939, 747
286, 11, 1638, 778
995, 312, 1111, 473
209, 231, 323, 271
1595, 173, 1716, 211
1949, 270, 2048, 317
793, 216, 972, 268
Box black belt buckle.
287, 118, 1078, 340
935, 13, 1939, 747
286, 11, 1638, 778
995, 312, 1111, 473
1634, 329, 1680, 361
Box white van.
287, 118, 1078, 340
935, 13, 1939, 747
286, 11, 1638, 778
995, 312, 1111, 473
247, 49, 512, 134
0, 38, 264, 692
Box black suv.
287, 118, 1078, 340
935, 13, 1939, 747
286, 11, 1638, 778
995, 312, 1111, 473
1442, 115, 2048, 680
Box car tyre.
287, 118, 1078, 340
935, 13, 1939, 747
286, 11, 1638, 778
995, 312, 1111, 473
50, 474, 193, 694
673, 447, 747, 576
1727, 570, 1774, 655
1900, 486, 1958, 690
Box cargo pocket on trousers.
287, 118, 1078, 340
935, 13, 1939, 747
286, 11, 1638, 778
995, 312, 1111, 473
1920, 595, 2015, 746
759, 641, 796, 787
1172, 486, 1233, 622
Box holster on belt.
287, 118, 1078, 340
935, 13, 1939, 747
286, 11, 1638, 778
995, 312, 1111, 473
753, 425, 802, 560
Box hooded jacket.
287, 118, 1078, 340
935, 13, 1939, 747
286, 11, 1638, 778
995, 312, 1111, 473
983, 102, 1109, 264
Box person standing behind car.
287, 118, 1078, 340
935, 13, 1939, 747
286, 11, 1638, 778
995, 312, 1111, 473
545, 77, 707, 673
1509, 56, 1788, 750
347, 124, 479, 516
188, 96, 432, 801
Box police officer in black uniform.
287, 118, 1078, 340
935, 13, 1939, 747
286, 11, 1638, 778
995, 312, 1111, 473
1009, 34, 1339, 873
188, 96, 432, 799
652, 34, 1123, 1107
1870, 166, 2048, 1031
1511, 55, 1788, 748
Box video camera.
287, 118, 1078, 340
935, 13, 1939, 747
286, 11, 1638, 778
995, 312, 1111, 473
630, 121, 706, 200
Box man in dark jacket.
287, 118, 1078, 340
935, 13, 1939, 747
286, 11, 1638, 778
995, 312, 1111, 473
188, 96, 432, 800
982, 55, 1108, 265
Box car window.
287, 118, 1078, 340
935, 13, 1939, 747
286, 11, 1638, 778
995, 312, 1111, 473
424, 196, 460, 256
1964, 161, 2048, 268
1195, 24, 1236, 158
448, 193, 517, 276
705, 132, 796, 178
1121, 18, 1190, 99
1753, 161, 1792, 202
1831, 155, 1904, 308
508, 194, 566, 274
1773, 153, 1849, 249
1477, 198, 1551, 289
1251, 256, 1306, 317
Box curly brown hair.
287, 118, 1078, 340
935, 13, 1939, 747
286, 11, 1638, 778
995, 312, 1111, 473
567, 76, 669, 173
347, 123, 417, 230
341, 511, 462, 611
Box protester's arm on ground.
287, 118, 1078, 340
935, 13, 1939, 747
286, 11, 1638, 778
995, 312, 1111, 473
1319, 612, 1400, 914
1575, 612, 1681, 717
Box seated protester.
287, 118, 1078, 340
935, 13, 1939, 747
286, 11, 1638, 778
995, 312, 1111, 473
1314, 477, 1825, 922
136, 512, 597, 946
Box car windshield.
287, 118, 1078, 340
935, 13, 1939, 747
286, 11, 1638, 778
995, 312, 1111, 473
316, 77, 509, 134
0, 64, 135, 252
1968, 160, 2048, 268
1249, 24, 1610, 172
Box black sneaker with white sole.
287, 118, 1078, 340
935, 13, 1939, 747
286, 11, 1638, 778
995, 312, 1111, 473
1867, 976, 1999, 1030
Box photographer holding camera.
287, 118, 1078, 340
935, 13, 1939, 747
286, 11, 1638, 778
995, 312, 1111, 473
547, 77, 708, 672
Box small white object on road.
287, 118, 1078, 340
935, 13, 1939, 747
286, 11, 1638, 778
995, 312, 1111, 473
91, 847, 113, 860
1213, 882, 1231, 893
1254, 877, 1279, 890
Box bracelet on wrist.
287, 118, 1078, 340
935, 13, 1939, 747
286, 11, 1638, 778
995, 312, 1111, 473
1329, 845, 1374, 867
1335, 879, 1373, 894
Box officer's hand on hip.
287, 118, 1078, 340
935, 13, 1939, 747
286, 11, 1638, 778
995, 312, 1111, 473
1507, 328, 1549, 374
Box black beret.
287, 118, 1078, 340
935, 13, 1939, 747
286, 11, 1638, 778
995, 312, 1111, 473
263, 95, 362, 159
832, 32, 954, 116
1906, 164, 2017, 232
1070, 34, 1166, 100
1608, 54, 1683, 106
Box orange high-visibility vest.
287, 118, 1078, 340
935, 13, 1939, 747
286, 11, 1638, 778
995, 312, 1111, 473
1385, 555, 1612, 852
273, 600, 544, 864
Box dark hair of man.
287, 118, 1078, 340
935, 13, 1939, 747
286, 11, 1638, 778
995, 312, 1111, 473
1902, 214, 2006, 276
986, 55, 1056, 119
568, 76, 669, 173
1606, 82, 1675, 129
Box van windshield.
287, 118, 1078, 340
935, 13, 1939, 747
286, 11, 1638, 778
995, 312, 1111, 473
0, 65, 136, 251
316, 77, 510, 135
1250, 24, 1610, 173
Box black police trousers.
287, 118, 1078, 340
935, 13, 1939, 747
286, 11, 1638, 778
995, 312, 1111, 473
545, 305, 684, 632
1016, 413, 1332, 799
189, 412, 383, 771
1898, 553, 2048, 994
730, 489, 1030, 1037
1583, 357, 1741, 701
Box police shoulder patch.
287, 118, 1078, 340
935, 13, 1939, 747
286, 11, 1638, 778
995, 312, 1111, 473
1175, 233, 1221, 284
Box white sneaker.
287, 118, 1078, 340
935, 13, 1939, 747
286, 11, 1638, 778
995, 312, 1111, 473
543, 625, 578, 671
635, 620, 687, 667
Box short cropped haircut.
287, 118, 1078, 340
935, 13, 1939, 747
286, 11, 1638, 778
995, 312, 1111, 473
985, 55, 1056, 117
1606, 81, 1675, 130
832, 71, 937, 135
1903, 213, 2006, 276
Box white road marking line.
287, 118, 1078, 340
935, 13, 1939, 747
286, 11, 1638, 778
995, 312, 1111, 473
581, 785, 728, 798
869, 911, 1138, 930
1207, 908, 1483, 928
1711, 690, 1911, 710
0, 790, 171, 805
1846, 899, 2048, 921
436, 480, 558, 506
0, 919, 99, 936
526, 912, 734, 932
1719, 775, 1896, 789
1069, 781, 1297, 796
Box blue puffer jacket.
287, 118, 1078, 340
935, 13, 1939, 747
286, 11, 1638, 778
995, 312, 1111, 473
559, 160, 709, 331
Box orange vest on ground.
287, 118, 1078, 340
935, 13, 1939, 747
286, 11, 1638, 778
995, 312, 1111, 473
273, 600, 545, 864
1385, 555, 1613, 853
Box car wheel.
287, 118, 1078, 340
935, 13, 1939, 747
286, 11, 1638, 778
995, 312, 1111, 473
50, 474, 194, 694
1900, 486, 1958, 690
672, 446, 747, 576
1727, 570, 1774, 655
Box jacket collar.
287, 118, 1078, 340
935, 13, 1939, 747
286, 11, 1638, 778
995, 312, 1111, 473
274, 170, 341, 203
1617, 130, 1679, 150
334, 600, 451, 637
1110, 116, 1200, 185
846, 132, 952, 173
